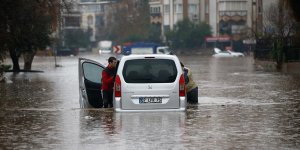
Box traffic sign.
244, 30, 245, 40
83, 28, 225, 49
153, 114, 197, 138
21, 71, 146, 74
113, 45, 121, 54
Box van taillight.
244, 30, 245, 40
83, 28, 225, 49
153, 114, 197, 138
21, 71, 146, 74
114, 75, 121, 97
179, 74, 186, 97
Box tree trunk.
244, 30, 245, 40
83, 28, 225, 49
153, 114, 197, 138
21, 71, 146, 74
275, 40, 284, 70
23, 50, 36, 70
0, 62, 4, 82
276, 59, 283, 70
9, 49, 20, 71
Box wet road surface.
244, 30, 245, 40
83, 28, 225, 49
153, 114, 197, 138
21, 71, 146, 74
0, 53, 299, 149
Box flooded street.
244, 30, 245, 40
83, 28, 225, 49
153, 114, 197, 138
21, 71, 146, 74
0, 53, 300, 149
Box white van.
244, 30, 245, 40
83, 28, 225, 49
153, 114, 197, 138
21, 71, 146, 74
113, 54, 186, 112
98, 40, 112, 54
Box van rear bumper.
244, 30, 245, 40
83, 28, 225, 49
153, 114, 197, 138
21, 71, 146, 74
114, 107, 186, 113
114, 96, 186, 113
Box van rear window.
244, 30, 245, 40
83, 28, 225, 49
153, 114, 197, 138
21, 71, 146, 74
123, 59, 177, 83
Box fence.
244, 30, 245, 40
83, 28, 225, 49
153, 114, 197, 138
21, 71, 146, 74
285, 47, 300, 62
254, 39, 300, 62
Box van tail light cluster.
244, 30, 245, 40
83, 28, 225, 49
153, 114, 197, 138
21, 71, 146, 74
179, 74, 186, 97
114, 75, 121, 97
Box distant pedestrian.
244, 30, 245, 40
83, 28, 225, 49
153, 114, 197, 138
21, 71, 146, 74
102, 56, 118, 108
181, 62, 198, 104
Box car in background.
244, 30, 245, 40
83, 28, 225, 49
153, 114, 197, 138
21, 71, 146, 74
122, 42, 173, 55
212, 48, 244, 57
99, 48, 112, 54
78, 54, 187, 112
98, 40, 112, 54
114, 54, 186, 112
78, 47, 88, 52
57, 47, 78, 56
157, 46, 172, 54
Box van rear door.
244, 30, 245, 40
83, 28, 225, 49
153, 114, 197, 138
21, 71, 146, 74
120, 58, 180, 110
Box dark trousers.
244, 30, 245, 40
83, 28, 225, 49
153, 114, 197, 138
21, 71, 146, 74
187, 87, 198, 104
102, 91, 113, 108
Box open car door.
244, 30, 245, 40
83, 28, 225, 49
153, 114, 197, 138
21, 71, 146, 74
78, 58, 105, 108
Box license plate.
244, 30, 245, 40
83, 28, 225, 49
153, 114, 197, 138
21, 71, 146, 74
139, 97, 162, 103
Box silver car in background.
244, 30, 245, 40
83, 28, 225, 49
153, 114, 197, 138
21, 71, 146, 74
114, 54, 186, 112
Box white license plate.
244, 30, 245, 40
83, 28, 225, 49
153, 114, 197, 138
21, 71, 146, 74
139, 97, 162, 103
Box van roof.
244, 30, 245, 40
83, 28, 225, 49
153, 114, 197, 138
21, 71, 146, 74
121, 54, 177, 59
123, 54, 173, 56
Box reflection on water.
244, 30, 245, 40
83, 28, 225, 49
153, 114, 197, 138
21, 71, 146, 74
0, 54, 299, 149
78, 109, 186, 149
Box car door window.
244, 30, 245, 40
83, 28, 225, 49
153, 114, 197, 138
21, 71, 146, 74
82, 62, 104, 83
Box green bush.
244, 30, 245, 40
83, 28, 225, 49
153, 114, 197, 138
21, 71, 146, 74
0, 64, 11, 71
165, 19, 212, 50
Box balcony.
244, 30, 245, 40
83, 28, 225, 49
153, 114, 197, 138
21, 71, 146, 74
150, 12, 162, 17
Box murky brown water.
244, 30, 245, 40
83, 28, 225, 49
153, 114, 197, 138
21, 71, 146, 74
0, 53, 299, 149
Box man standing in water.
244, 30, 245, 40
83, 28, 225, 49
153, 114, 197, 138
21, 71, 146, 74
181, 62, 198, 104
102, 56, 117, 108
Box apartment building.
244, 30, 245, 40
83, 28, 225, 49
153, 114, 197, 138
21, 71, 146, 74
62, 0, 269, 44
150, 0, 264, 40
150, 0, 201, 40
61, 0, 116, 46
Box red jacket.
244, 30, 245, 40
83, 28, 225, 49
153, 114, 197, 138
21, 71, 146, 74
101, 65, 115, 92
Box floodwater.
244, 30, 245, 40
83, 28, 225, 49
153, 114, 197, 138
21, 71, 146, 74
0, 52, 299, 149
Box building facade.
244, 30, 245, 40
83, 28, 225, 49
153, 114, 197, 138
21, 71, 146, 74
149, 0, 265, 40
62, 0, 272, 46
61, 0, 116, 47
149, 0, 201, 40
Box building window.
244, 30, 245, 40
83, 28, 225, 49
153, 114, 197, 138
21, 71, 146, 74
65, 16, 80, 27
219, 1, 246, 11
232, 25, 246, 34
150, 6, 161, 14
95, 15, 104, 26
189, 4, 197, 13
81, 5, 103, 13
164, 5, 170, 14
174, 4, 182, 13
87, 15, 93, 26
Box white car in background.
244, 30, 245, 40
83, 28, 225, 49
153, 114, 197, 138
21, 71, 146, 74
157, 46, 172, 54
212, 48, 244, 57
98, 40, 112, 54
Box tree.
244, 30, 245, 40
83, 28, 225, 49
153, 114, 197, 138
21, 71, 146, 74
165, 19, 212, 50
0, 0, 12, 66
64, 29, 90, 48
105, 0, 151, 43
148, 23, 162, 43
259, 0, 299, 69
284, 0, 300, 22
0, 0, 71, 71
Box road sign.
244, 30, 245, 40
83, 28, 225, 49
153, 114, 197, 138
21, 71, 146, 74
113, 45, 121, 54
